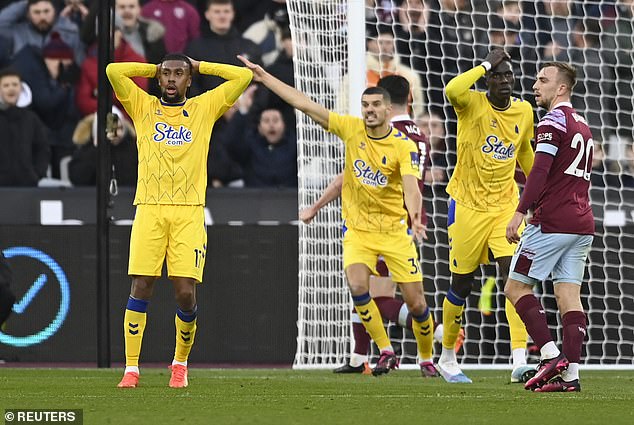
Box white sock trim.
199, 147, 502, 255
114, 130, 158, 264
349, 353, 368, 367
124, 366, 139, 375
512, 348, 527, 367
540, 341, 560, 360
172, 359, 187, 367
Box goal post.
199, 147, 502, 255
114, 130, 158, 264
290, 0, 634, 370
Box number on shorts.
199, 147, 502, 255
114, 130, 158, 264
194, 248, 202, 268
408, 258, 420, 274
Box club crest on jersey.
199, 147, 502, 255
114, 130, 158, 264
153, 122, 193, 146
482, 135, 515, 160
353, 159, 387, 187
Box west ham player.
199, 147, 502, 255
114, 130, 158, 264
505, 62, 594, 392
239, 55, 434, 376
439, 48, 535, 383
107, 54, 252, 388
300, 75, 444, 378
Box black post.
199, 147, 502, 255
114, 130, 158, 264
96, 0, 113, 368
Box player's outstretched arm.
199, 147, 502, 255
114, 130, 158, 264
403, 174, 425, 242
299, 173, 343, 224
238, 55, 330, 129
197, 60, 253, 106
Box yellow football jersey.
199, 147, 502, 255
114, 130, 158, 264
106, 62, 252, 205
446, 68, 534, 212
328, 112, 421, 232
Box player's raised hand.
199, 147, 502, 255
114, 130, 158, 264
485, 48, 511, 69
237, 55, 265, 82
506, 211, 525, 244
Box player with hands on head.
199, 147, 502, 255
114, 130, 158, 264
505, 62, 594, 393
107, 52, 252, 389
439, 48, 535, 383
239, 55, 434, 377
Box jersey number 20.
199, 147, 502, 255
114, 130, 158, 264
563, 133, 593, 181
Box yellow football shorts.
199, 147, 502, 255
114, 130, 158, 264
343, 226, 422, 283
128, 204, 207, 282
447, 198, 523, 274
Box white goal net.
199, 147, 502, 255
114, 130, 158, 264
291, 0, 634, 369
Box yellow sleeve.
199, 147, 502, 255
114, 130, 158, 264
399, 139, 422, 179
198, 62, 253, 120
327, 112, 354, 142
106, 63, 156, 99
105, 62, 156, 119
515, 104, 535, 176
444, 65, 487, 111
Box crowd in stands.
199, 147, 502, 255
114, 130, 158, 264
0, 0, 632, 189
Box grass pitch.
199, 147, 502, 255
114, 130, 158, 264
1, 368, 632, 425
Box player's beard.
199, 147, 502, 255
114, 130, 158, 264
161, 88, 184, 104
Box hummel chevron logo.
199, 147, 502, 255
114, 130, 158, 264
454, 315, 461, 325
420, 325, 430, 330
362, 316, 373, 322
128, 323, 139, 328
359, 309, 369, 316
420, 331, 431, 336
128, 329, 139, 335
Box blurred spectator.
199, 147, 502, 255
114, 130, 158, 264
365, 25, 423, 117
141, 0, 200, 53
242, 0, 288, 67
76, 27, 147, 117
0, 0, 84, 64
251, 26, 295, 129
185, 0, 261, 96
0, 67, 50, 186
536, 0, 580, 62
417, 111, 447, 185
12, 32, 80, 178
225, 106, 297, 188
59, 0, 89, 28
115, 0, 165, 96
68, 106, 138, 186
394, 0, 428, 77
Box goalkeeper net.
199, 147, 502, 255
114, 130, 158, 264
291, 0, 634, 369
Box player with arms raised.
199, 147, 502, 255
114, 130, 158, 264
505, 62, 594, 392
439, 48, 535, 383
107, 54, 252, 388
239, 56, 435, 376
301, 75, 442, 377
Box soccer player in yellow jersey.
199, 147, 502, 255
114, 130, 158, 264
239, 56, 434, 376
438, 49, 536, 383
106, 54, 252, 388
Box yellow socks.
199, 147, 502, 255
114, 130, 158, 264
505, 297, 528, 351
174, 307, 198, 363
123, 297, 148, 367
411, 307, 434, 361
442, 289, 465, 350
353, 293, 392, 352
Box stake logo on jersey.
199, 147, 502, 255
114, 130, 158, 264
353, 159, 388, 187
482, 135, 516, 160
153, 123, 193, 146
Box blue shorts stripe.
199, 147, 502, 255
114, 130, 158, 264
447, 199, 456, 227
